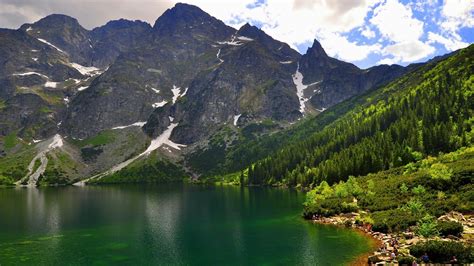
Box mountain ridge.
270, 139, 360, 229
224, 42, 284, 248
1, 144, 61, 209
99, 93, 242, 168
0, 2, 439, 185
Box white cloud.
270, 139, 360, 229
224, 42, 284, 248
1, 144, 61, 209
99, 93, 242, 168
189, 0, 381, 62
410, 0, 437, 12
377, 57, 397, 65
369, 0, 435, 64
360, 26, 376, 39
0, 3, 43, 29
370, 0, 424, 43
427, 32, 469, 51
440, 0, 474, 32
318, 32, 381, 61
0, 0, 175, 29
382, 40, 435, 63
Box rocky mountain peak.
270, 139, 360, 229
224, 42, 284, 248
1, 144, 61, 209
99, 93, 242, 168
306, 39, 328, 58
152, 3, 234, 45
237, 23, 260, 36
154, 3, 218, 31
37, 14, 81, 25
98, 19, 151, 31
22, 14, 85, 33
236, 23, 300, 60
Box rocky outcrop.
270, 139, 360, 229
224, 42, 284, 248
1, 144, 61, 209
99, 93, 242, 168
299, 39, 409, 111
309, 211, 474, 265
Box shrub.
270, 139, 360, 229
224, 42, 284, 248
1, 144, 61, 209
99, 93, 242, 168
437, 221, 463, 237
372, 209, 418, 233
409, 240, 473, 263
400, 183, 409, 194
403, 198, 426, 216
412, 185, 426, 195
428, 163, 453, 180
304, 181, 333, 207
397, 256, 415, 265
355, 215, 374, 226
0, 174, 14, 185
416, 215, 439, 237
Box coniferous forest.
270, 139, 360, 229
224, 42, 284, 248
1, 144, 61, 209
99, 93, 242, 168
244, 46, 473, 188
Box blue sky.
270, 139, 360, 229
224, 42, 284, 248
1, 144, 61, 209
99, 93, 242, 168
1, 0, 472, 68
191, 0, 473, 68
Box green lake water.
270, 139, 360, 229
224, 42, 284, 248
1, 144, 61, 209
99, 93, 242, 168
0, 184, 371, 265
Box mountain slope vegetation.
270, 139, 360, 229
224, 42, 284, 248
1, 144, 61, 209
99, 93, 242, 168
239, 45, 473, 187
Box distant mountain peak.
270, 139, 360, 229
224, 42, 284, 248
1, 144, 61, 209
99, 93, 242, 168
35, 14, 83, 28
153, 2, 212, 29
19, 14, 84, 33
152, 2, 233, 40
237, 23, 261, 37
101, 19, 150, 30
306, 39, 328, 58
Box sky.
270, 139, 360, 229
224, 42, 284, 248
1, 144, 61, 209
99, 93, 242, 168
0, 0, 473, 69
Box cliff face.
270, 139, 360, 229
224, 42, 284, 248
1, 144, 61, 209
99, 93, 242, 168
0, 3, 412, 183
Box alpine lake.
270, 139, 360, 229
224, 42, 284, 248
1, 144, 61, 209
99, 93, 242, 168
0, 184, 372, 265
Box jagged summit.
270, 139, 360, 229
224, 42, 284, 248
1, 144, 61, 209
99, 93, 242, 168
237, 23, 259, 35
21, 14, 85, 32
96, 19, 151, 30
306, 39, 328, 58
151, 3, 234, 41
153, 2, 229, 35
236, 22, 301, 60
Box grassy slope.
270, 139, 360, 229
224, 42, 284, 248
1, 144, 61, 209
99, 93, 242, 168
0, 140, 36, 185
89, 150, 186, 184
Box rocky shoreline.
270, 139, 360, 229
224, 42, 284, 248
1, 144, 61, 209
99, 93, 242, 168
308, 211, 474, 265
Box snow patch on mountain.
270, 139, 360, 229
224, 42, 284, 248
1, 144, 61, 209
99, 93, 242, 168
152, 100, 167, 108
237, 36, 254, 41
44, 81, 58, 88
171, 85, 187, 104
233, 114, 242, 126
292, 64, 323, 115
217, 35, 247, 46
75, 123, 186, 186
17, 134, 64, 187
217, 40, 242, 46
112, 122, 146, 130
12, 72, 49, 79
216, 48, 224, 63
49, 134, 63, 149
142, 122, 186, 153
70, 63, 100, 76
37, 38, 66, 54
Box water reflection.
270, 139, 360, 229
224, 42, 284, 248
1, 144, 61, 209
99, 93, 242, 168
0, 184, 371, 265
144, 187, 183, 264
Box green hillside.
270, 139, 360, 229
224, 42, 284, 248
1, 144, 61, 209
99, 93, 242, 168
242, 45, 473, 187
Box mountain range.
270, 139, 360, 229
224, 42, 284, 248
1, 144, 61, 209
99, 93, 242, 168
0, 3, 464, 186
